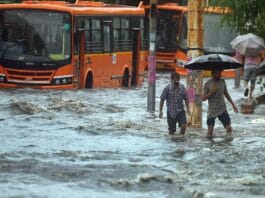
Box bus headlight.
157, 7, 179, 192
55, 79, 60, 85
0, 75, 6, 82
62, 79, 67, 84
52, 76, 72, 85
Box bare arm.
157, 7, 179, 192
183, 88, 190, 114
202, 90, 215, 101
159, 99, 165, 118
202, 84, 217, 101
184, 98, 190, 114
224, 92, 238, 113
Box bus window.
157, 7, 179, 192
91, 18, 103, 52
121, 18, 130, 50
113, 17, 120, 51
85, 18, 91, 52
204, 13, 237, 54
113, 17, 131, 51
103, 23, 110, 52
178, 12, 237, 54
121, 18, 129, 39
157, 10, 180, 51
34, 33, 47, 56
178, 13, 188, 51
0, 10, 71, 63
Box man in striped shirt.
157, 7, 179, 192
159, 72, 190, 135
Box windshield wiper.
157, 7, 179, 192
0, 39, 25, 59
0, 43, 16, 59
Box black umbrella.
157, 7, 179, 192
257, 60, 265, 75
184, 54, 243, 70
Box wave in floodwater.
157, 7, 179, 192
0, 73, 265, 198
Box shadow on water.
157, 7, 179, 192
167, 134, 188, 143
205, 135, 234, 145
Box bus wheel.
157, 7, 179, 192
122, 69, 129, 87
85, 72, 93, 88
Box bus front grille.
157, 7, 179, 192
6, 69, 54, 84
156, 52, 176, 63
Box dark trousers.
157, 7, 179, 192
167, 110, 186, 134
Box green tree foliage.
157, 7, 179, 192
218, 0, 265, 38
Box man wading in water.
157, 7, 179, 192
202, 70, 238, 138
159, 72, 190, 135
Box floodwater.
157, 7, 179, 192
0, 72, 265, 198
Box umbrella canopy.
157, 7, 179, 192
257, 60, 265, 75
184, 54, 243, 71
231, 33, 265, 56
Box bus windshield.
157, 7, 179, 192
179, 13, 237, 54
204, 13, 237, 54
157, 10, 180, 52
0, 10, 71, 63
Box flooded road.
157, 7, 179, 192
0, 72, 265, 198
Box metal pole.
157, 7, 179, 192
234, 0, 240, 88
147, 0, 158, 112
234, 68, 241, 88
186, 0, 204, 128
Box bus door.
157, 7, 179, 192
131, 28, 141, 86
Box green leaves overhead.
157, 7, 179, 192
218, 0, 265, 38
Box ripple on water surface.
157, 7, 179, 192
0, 74, 265, 197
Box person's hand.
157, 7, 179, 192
187, 109, 191, 115
210, 82, 217, 94
232, 104, 238, 113
159, 110, 163, 118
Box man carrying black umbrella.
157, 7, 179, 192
202, 70, 238, 137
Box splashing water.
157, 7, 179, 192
0, 72, 265, 198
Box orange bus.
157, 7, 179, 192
0, 0, 148, 89
145, 3, 238, 77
